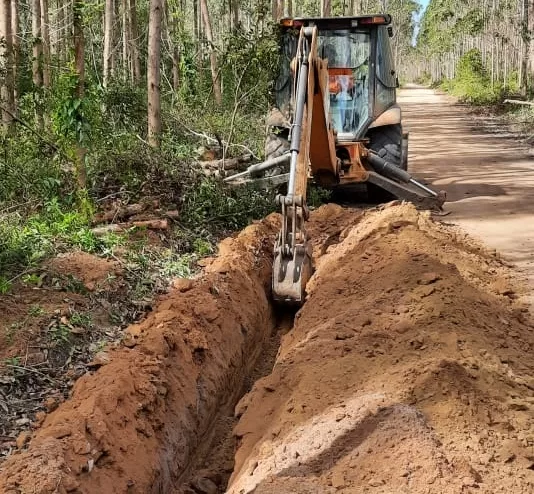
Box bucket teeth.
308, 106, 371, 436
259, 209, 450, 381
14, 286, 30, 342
272, 241, 313, 304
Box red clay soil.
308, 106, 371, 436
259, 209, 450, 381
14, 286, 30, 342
45, 251, 123, 292
228, 203, 534, 494
0, 251, 121, 362
2, 203, 534, 494
0, 217, 279, 493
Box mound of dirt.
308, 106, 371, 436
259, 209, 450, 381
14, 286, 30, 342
3, 203, 533, 494
228, 203, 534, 494
46, 251, 122, 291
0, 217, 279, 494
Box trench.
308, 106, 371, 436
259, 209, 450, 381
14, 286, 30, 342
2, 203, 534, 494
178, 312, 295, 494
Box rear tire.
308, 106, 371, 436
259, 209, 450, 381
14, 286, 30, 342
366, 124, 404, 202
367, 123, 404, 169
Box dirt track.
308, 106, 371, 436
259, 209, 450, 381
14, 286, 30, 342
1, 91, 534, 494
399, 86, 534, 309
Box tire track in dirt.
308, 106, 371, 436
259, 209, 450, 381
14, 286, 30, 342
399, 86, 534, 309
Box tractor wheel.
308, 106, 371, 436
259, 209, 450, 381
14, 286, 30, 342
264, 131, 290, 177
366, 124, 404, 202
367, 123, 405, 170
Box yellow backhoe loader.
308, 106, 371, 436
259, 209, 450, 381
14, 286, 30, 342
225, 15, 445, 304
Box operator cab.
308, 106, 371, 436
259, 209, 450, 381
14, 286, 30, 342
275, 15, 397, 141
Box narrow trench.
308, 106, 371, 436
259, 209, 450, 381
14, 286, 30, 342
179, 310, 296, 494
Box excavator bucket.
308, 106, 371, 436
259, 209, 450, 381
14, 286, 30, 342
272, 242, 313, 304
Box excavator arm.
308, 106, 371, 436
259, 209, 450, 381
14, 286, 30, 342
226, 22, 445, 304
272, 26, 334, 304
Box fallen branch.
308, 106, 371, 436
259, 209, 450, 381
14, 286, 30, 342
92, 203, 150, 225
504, 99, 534, 106
199, 154, 253, 170
92, 219, 169, 236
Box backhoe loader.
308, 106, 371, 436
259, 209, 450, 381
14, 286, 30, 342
225, 14, 445, 304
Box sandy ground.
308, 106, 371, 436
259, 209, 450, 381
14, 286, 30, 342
228, 204, 534, 494
399, 86, 534, 307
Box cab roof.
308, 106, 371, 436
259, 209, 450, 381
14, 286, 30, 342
279, 14, 392, 30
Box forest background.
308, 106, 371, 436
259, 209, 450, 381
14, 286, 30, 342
0, 0, 532, 290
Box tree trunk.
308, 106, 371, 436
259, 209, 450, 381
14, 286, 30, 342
129, 0, 141, 83
32, 0, 43, 88
1, 0, 15, 129
147, 0, 163, 147
320, 0, 331, 16
193, 0, 199, 46
199, 0, 222, 105
273, 0, 283, 20
285, 0, 292, 17
170, 4, 180, 91
10, 0, 18, 102
73, 0, 86, 190
232, 0, 239, 27
520, 0, 529, 95
122, 0, 129, 80
103, 0, 114, 87
40, 0, 50, 87
32, 0, 44, 129
55, 0, 66, 63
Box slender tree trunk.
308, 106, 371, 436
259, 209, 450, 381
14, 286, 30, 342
284, 0, 292, 16
32, 0, 44, 129
56, 0, 66, 63
520, 0, 529, 95
193, 0, 199, 48
528, 1, 534, 88
32, 0, 43, 87
231, 0, 239, 28
40, 0, 50, 87
170, 5, 180, 91
129, 0, 141, 83
1, 0, 15, 129
112, 0, 119, 76
10, 0, 18, 102
103, 0, 114, 87
122, 0, 129, 80
272, 0, 285, 20
73, 0, 86, 190
321, 0, 331, 16
199, 0, 222, 105
147, 0, 163, 147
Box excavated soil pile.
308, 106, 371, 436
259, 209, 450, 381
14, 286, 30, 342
2, 202, 533, 494
228, 203, 534, 494
0, 217, 280, 494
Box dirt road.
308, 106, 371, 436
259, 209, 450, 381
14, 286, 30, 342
399, 86, 534, 307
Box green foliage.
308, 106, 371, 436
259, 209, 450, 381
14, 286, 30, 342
102, 81, 147, 134
70, 311, 92, 328
0, 276, 12, 294
308, 185, 332, 207
181, 178, 276, 231
0, 198, 115, 278
4, 356, 21, 368
49, 323, 72, 345
28, 304, 45, 317
0, 131, 68, 204
445, 49, 500, 104
51, 69, 98, 147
